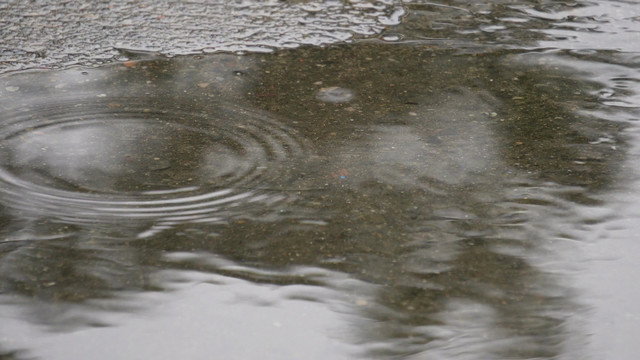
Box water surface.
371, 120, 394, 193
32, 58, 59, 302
1, 1, 640, 359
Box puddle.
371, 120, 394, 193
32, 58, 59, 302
1, 1, 640, 360
0, 70, 312, 235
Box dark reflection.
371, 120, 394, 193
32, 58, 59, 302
0, 43, 629, 358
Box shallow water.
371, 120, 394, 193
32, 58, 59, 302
1, 1, 640, 359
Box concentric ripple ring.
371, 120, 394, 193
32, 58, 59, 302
0, 96, 309, 227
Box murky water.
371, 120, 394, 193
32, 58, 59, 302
1, 1, 640, 359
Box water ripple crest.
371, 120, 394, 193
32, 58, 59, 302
0, 97, 309, 231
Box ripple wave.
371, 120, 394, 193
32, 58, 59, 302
0, 97, 309, 230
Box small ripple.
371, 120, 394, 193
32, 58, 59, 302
0, 97, 309, 229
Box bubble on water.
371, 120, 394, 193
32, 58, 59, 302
381, 33, 404, 42
316, 87, 356, 103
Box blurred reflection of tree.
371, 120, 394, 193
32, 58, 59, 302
0, 43, 623, 359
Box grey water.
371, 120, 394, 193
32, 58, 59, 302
1, 1, 640, 359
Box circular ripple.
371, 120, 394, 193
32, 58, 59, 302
0, 97, 309, 226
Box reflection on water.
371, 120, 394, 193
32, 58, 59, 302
0, 65, 312, 235
2, 1, 640, 360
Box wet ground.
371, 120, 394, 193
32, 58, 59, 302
1, 1, 640, 359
